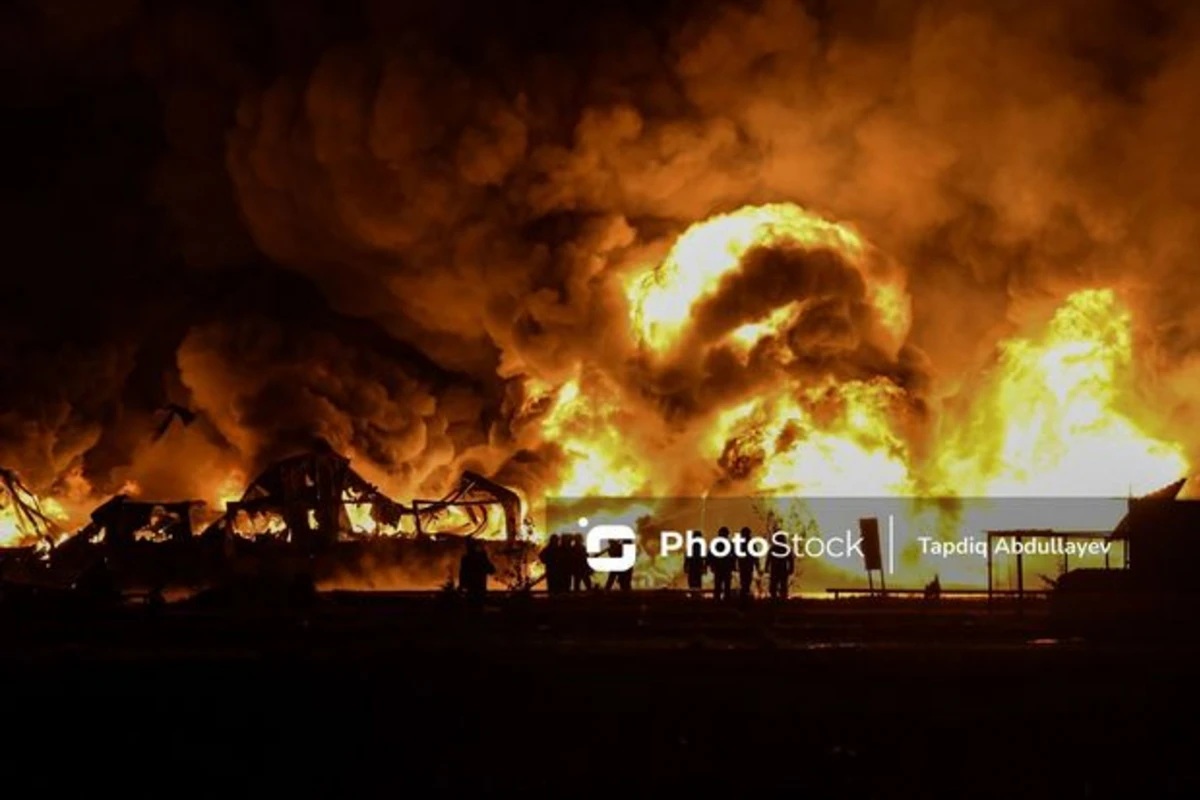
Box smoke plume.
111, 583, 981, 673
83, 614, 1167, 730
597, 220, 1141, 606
6, 0, 1200, 519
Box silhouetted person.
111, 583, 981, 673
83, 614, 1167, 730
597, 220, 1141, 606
737, 526, 759, 599
683, 541, 706, 597
766, 540, 795, 600
602, 540, 633, 591
603, 539, 621, 590
459, 537, 495, 608
708, 527, 735, 602
617, 556, 633, 592
540, 534, 567, 594
567, 534, 593, 591
924, 574, 941, 602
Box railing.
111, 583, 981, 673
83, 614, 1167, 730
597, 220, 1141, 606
825, 587, 1053, 600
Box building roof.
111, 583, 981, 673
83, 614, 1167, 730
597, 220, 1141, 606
1112, 478, 1200, 541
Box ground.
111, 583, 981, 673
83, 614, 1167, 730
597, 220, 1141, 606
2, 591, 1198, 796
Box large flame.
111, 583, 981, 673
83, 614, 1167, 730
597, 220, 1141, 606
709, 378, 916, 496
540, 374, 651, 497
535, 202, 1189, 589
626, 202, 907, 353
934, 288, 1186, 497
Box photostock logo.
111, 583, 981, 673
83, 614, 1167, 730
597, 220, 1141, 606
581, 517, 637, 571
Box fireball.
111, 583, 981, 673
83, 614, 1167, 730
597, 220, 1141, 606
625, 202, 906, 353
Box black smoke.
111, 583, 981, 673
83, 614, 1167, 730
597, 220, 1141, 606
4, 0, 1200, 512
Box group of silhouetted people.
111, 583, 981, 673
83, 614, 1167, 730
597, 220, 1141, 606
459, 525, 799, 605
686, 526, 797, 602
538, 533, 630, 593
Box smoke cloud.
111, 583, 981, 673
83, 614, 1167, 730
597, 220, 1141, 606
6, 0, 1200, 517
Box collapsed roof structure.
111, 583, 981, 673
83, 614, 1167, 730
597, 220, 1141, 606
204, 446, 523, 548
1, 446, 528, 595
73, 495, 202, 547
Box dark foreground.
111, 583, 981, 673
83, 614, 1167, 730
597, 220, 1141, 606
3, 591, 1199, 797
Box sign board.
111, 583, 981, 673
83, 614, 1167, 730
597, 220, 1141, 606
859, 517, 882, 571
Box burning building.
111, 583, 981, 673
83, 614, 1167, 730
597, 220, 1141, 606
207, 443, 522, 545
15, 443, 530, 593
211, 445, 409, 547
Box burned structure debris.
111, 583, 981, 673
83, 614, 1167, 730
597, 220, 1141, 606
209, 447, 408, 549
0, 446, 529, 595
77, 495, 201, 547
205, 446, 523, 548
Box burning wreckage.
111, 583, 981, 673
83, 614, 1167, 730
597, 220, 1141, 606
0, 447, 534, 598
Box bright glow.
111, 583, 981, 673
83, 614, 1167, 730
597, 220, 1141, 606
626, 202, 899, 352
936, 289, 1186, 497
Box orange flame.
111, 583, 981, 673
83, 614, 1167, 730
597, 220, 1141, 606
626, 202, 907, 354
0, 484, 68, 548
533, 203, 1189, 589
934, 288, 1186, 497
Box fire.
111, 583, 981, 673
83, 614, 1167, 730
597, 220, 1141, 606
214, 471, 245, 511
625, 202, 905, 353
532, 202, 1191, 590
0, 479, 68, 548
729, 306, 797, 352
1, 510, 29, 547
710, 378, 916, 496
935, 288, 1187, 497
345, 503, 378, 534
540, 376, 650, 497
542, 202, 912, 501
230, 509, 288, 537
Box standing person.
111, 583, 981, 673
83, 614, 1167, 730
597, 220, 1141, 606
459, 537, 495, 609
568, 534, 593, 592
736, 526, 759, 600
708, 527, 735, 602
766, 536, 795, 600
539, 534, 566, 594
604, 539, 626, 591
617, 550, 634, 592
683, 536, 707, 598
